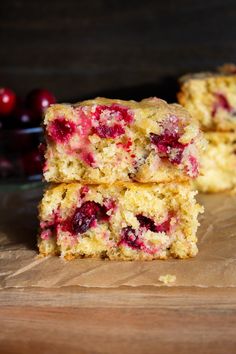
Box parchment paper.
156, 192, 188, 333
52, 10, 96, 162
0, 183, 236, 288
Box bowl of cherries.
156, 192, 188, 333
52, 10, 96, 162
0, 88, 56, 181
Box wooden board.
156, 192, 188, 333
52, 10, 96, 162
1, 286, 236, 354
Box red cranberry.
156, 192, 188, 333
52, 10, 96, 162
94, 104, 133, 124
0, 88, 16, 116
103, 198, 117, 212
13, 107, 38, 128
137, 214, 171, 233
47, 117, 76, 143
80, 186, 89, 198
92, 104, 133, 139
187, 155, 199, 178
116, 139, 132, 152
41, 210, 61, 234
155, 217, 171, 233
27, 89, 56, 116
119, 226, 140, 249
80, 151, 96, 167
212, 93, 232, 117
94, 123, 125, 138
72, 201, 108, 234
136, 214, 156, 232
150, 132, 186, 164
111, 104, 133, 124
22, 150, 42, 176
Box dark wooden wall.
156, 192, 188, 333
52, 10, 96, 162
1, 0, 236, 103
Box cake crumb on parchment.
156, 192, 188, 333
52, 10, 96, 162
158, 274, 176, 285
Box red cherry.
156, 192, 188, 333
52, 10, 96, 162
27, 89, 56, 116
0, 88, 16, 116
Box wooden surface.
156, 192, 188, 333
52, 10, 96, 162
1, 286, 236, 354
1, 0, 236, 102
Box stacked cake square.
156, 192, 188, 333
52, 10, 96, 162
178, 67, 236, 192
38, 97, 204, 260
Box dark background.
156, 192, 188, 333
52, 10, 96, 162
1, 0, 236, 103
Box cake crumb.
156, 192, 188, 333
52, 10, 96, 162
158, 274, 176, 285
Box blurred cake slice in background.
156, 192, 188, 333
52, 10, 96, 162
178, 65, 236, 192
178, 70, 236, 132
195, 132, 236, 193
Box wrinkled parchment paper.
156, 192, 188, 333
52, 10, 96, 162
0, 183, 236, 288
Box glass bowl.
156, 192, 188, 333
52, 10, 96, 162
0, 127, 43, 182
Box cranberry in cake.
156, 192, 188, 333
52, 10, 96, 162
38, 182, 203, 260
42, 97, 204, 184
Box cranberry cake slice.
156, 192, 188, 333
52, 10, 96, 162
42, 97, 204, 184
196, 132, 236, 192
38, 182, 203, 260
178, 72, 236, 131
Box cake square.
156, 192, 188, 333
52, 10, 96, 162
178, 72, 236, 131
38, 182, 203, 260
195, 132, 236, 192
42, 97, 204, 184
